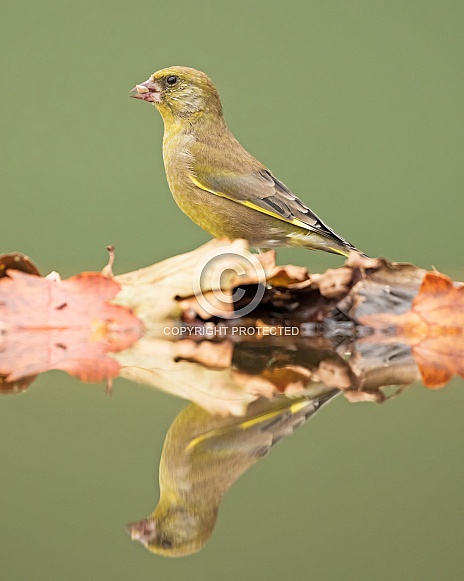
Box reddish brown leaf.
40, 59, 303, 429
0, 271, 143, 383
358, 271, 464, 389
412, 272, 464, 327
412, 335, 464, 389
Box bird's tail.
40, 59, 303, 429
301, 237, 369, 258
326, 243, 369, 258
287, 226, 368, 257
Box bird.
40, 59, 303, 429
130, 66, 364, 257
127, 390, 338, 557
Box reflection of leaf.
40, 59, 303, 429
260, 365, 311, 393
413, 272, 464, 327
0, 271, 142, 383
358, 272, 464, 388
114, 336, 346, 414
114, 337, 257, 415
412, 336, 464, 389
0, 374, 37, 395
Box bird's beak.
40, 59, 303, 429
126, 518, 157, 546
130, 79, 162, 103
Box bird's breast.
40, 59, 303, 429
163, 128, 196, 188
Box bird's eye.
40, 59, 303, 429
166, 75, 178, 86
161, 537, 173, 549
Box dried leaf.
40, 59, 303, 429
311, 267, 353, 299
413, 272, 464, 327
260, 365, 312, 393
0, 271, 143, 382
115, 239, 263, 322
345, 252, 383, 270
357, 271, 464, 388
266, 264, 310, 287
0, 253, 40, 278
178, 289, 235, 320
115, 240, 313, 322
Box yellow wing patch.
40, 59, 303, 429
189, 175, 311, 231
185, 399, 312, 452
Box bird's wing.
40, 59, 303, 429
185, 392, 338, 458
190, 166, 354, 248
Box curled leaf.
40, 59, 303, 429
0, 253, 40, 278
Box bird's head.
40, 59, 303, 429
127, 504, 217, 558
130, 66, 223, 121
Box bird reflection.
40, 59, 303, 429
126, 335, 425, 557
127, 389, 338, 557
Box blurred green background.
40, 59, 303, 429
1, 0, 464, 580
1, 0, 463, 276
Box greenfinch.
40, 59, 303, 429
127, 390, 338, 557
130, 66, 363, 256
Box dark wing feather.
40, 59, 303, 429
189, 391, 339, 459
193, 166, 355, 249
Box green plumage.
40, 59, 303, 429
132, 66, 363, 256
